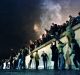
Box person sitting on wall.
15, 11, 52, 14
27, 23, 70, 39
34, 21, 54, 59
42, 34, 47, 44
75, 12, 80, 24
68, 15, 75, 27
29, 40, 35, 52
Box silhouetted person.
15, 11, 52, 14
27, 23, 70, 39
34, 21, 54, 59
69, 15, 75, 26
17, 50, 23, 69
76, 12, 80, 24
22, 47, 29, 69
66, 25, 75, 47
29, 40, 35, 52
36, 39, 42, 47
50, 23, 56, 36
13, 54, 18, 69
70, 39, 80, 70
66, 25, 80, 70
50, 41, 58, 70
42, 34, 47, 43
35, 51, 40, 70
58, 40, 65, 70
41, 51, 48, 69
10, 49, 14, 69
65, 47, 72, 70
28, 52, 34, 69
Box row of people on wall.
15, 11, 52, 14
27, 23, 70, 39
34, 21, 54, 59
0, 12, 80, 70
0, 29, 80, 70
27, 22, 80, 70
29, 12, 80, 52
28, 40, 80, 70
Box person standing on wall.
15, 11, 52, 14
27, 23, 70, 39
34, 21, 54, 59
41, 51, 48, 69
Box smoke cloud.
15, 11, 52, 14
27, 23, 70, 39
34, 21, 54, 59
40, 0, 62, 31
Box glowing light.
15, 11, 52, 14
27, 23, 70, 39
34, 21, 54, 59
40, 35, 42, 39
44, 30, 47, 35
30, 40, 33, 44
33, 24, 43, 37
34, 24, 39, 32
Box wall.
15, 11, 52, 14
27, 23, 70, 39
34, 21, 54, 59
25, 24, 80, 69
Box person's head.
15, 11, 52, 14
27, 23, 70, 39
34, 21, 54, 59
78, 12, 80, 16
18, 52, 20, 55
11, 49, 13, 51
30, 40, 33, 44
51, 42, 53, 46
66, 21, 69, 24
54, 24, 57, 27
69, 15, 72, 18
51, 41, 56, 45
58, 40, 62, 44
52, 23, 54, 25
36, 50, 38, 53
53, 41, 55, 45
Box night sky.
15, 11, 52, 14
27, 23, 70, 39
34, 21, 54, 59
0, 0, 80, 59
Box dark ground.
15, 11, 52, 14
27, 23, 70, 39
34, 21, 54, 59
0, 70, 80, 75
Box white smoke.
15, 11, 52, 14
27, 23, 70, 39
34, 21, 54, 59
59, 0, 71, 8
40, 0, 63, 31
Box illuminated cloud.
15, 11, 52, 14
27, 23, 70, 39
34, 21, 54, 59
40, 0, 62, 31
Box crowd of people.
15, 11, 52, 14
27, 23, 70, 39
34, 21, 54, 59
0, 12, 80, 70
29, 12, 80, 52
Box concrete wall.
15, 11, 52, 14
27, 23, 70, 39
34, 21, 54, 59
25, 24, 80, 69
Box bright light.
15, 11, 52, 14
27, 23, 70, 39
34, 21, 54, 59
44, 30, 47, 35
33, 24, 43, 37
40, 35, 42, 39
34, 24, 39, 32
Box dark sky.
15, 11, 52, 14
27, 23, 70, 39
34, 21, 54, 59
0, 0, 42, 58
0, 0, 80, 59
